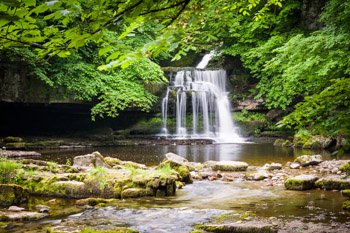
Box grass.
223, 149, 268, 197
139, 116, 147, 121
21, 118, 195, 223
0, 158, 22, 184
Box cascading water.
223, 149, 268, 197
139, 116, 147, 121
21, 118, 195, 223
161, 53, 244, 143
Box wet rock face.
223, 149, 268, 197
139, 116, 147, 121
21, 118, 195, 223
211, 161, 248, 172
285, 175, 319, 190
0, 184, 29, 207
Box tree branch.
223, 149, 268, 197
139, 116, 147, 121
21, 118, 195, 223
0, 36, 46, 49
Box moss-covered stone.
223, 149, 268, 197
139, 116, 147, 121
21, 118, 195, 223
282, 140, 293, 147
212, 161, 248, 171
284, 175, 318, 190
315, 176, 350, 190
339, 162, 350, 174
47, 227, 139, 233
3, 136, 23, 143
121, 188, 148, 198
342, 200, 350, 210
0, 184, 29, 207
76, 198, 110, 206
342, 189, 350, 197
273, 139, 285, 147
197, 223, 277, 233
293, 154, 323, 167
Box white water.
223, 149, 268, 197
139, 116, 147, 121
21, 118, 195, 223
161, 68, 244, 143
196, 51, 216, 69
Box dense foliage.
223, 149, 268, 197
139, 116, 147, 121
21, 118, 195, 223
0, 0, 348, 139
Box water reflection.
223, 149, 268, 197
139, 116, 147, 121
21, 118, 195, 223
39, 143, 346, 166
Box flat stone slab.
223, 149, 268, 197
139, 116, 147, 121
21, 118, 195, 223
0, 150, 41, 158
212, 161, 248, 171
315, 176, 350, 190
0, 210, 47, 221
285, 175, 319, 190
199, 223, 278, 233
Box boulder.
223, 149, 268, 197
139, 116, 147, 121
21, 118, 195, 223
73, 151, 110, 168
285, 175, 318, 190
315, 176, 350, 190
198, 223, 278, 233
245, 170, 269, 181
121, 188, 150, 198
35, 204, 50, 213
294, 154, 323, 167
51, 181, 87, 198
212, 161, 248, 171
289, 162, 301, 169
0, 210, 47, 221
8, 206, 25, 212
342, 189, 350, 197
0, 184, 29, 207
163, 152, 188, 167
75, 198, 110, 206
0, 150, 41, 158
3, 136, 23, 143
263, 163, 282, 171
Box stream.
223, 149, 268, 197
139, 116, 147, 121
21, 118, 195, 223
3, 143, 350, 232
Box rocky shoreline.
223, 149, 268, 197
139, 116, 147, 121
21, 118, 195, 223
1, 151, 350, 232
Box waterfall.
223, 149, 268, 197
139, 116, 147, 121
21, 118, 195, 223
161, 68, 244, 143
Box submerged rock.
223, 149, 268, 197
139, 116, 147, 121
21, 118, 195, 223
294, 154, 323, 167
284, 175, 318, 190
212, 161, 248, 171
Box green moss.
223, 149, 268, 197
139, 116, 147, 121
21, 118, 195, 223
273, 139, 285, 146
339, 162, 350, 174
47, 227, 138, 233
285, 176, 318, 190
76, 198, 110, 206
282, 140, 293, 147
342, 189, 350, 197
3, 136, 23, 143
342, 200, 350, 210
4, 142, 27, 149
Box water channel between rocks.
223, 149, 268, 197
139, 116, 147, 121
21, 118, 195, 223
5, 143, 350, 233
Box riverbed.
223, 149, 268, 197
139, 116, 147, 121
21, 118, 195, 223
2, 142, 350, 232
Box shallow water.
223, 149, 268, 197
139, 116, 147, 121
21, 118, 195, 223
5, 180, 349, 232
38, 143, 348, 166
4, 143, 350, 232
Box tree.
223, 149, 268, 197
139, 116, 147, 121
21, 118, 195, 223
0, 0, 283, 118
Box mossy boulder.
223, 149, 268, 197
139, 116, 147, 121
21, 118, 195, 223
262, 163, 282, 171
293, 154, 323, 167
315, 176, 350, 190
76, 198, 110, 206
3, 136, 23, 143
245, 170, 269, 181
339, 162, 350, 174
282, 140, 293, 147
342, 189, 350, 197
343, 200, 350, 210
73, 151, 111, 168
0, 184, 29, 207
212, 161, 248, 171
273, 139, 285, 147
197, 223, 278, 233
284, 175, 318, 190
121, 188, 150, 198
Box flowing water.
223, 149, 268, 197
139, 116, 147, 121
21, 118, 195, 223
161, 53, 244, 143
